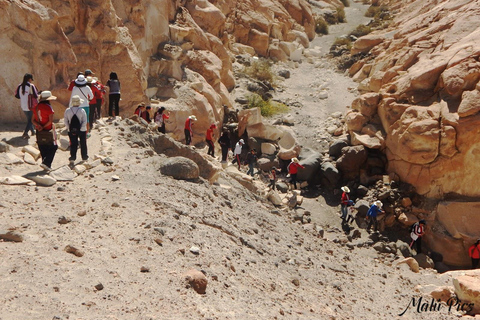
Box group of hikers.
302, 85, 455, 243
339, 186, 480, 269
15, 70, 121, 171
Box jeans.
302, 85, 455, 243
23, 110, 34, 135
247, 163, 254, 176
69, 131, 88, 160
341, 204, 348, 220
108, 94, 120, 117
367, 216, 378, 232
185, 129, 192, 145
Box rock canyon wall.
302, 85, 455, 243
346, 0, 480, 266
0, 0, 315, 145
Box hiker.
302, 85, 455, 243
184, 115, 196, 145
232, 139, 244, 170
106, 71, 121, 117
92, 77, 106, 120
67, 72, 83, 91
366, 201, 383, 233
246, 148, 257, 176
134, 103, 149, 121
15, 73, 38, 139
86, 76, 102, 128
268, 167, 280, 190
218, 131, 231, 162
409, 220, 427, 253
340, 186, 351, 221
70, 74, 93, 135
468, 239, 480, 269
64, 95, 88, 164
32, 91, 58, 171
206, 124, 216, 157
154, 107, 169, 133
287, 157, 304, 190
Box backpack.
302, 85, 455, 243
69, 109, 81, 135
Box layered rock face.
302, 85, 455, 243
0, 0, 314, 145
345, 0, 480, 266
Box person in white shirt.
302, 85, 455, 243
15, 73, 39, 139
70, 74, 93, 134
64, 95, 89, 164
232, 139, 244, 170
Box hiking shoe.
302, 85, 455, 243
22, 133, 29, 139
82, 156, 89, 161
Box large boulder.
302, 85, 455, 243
336, 145, 368, 179
351, 93, 381, 117
296, 148, 321, 183
351, 34, 384, 55
413, 253, 435, 269
159, 157, 200, 180
319, 162, 340, 189
329, 139, 348, 159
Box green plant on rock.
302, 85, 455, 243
247, 94, 289, 117
349, 24, 372, 38
243, 58, 276, 85
315, 16, 329, 35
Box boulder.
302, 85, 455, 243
24, 153, 36, 165
351, 34, 384, 55
276, 182, 289, 193
336, 145, 368, 179
296, 148, 321, 183
329, 139, 348, 159
0, 175, 32, 185
351, 93, 381, 117
453, 271, 480, 315
351, 132, 384, 149
50, 166, 77, 181
0, 141, 10, 153
267, 190, 283, 206
159, 157, 200, 180
414, 253, 435, 269
261, 143, 276, 155
396, 240, 414, 258
185, 269, 208, 294
458, 89, 480, 118
22, 145, 41, 160
345, 111, 367, 132
257, 157, 278, 172
354, 200, 370, 218
430, 286, 453, 303
319, 161, 340, 189
397, 257, 420, 273
0, 230, 24, 242
397, 212, 419, 227
24, 173, 56, 187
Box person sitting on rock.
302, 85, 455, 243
287, 157, 304, 190
232, 139, 244, 170
409, 219, 426, 253
246, 148, 257, 177
366, 201, 383, 233
340, 186, 351, 221
469, 239, 480, 269
206, 124, 216, 157
184, 115, 197, 145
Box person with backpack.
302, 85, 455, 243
409, 220, 426, 253
218, 131, 231, 162
184, 115, 197, 145
206, 124, 217, 157
106, 72, 121, 118
70, 74, 93, 135
154, 107, 170, 133
32, 91, 58, 171
468, 239, 480, 269
64, 95, 89, 164
287, 157, 305, 190
366, 201, 384, 233
15, 73, 39, 139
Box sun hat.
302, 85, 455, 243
39, 91, 57, 101
292, 157, 299, 163
374, 200, 382, 208
71, 95, 84, 106
239, 139, 244, 144
84, 69, 94, 76
341, 186, 350, 193
86, 76, 96, 84
189, 115, 197, 121
75, 74, 87, 85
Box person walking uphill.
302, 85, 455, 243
246, 149, 257, 176
232, 139, 244, 170
366, 201, 384, 233
340, 186, 351, 221
106, 72, 121, 118
287, 157, 304, 190
469, 239, 480, 269
184, 115, 196, 145
32, 91, 58, 171
218, 131, 231, 162
70, 74, 93, 135
154, 107, 169, 134
64, 95, 89, 165
15, 73, 38, 139
206, 124, 216, 157
409, 220, 426, 253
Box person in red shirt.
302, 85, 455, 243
184, 115, 197, 145
287, 157, 305, 190
469, 239, 480, 269
340, 186, 350, 221
134, 103, 149, 122
32, 91, 58, 171
154, 107, 170, 133
206, 124, 217, 156
86, 76, 102, 129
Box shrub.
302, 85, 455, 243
349, 24, 372, 38
337, 7, 346, 23
315, 17, 329, 35
332, 37, 352, 50
341, 0, 350, 7
243, 58, 275, 84
247, 94, 289, 117
365, 5, 389, 19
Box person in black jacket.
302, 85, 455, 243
246, 149, 257, 176
218, 131, 231, 162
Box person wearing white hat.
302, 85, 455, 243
184, 115, 197, 145
32, 91, 58, 171
64, 95, 89, 164
340, 186, 351, 221
366, 200, 384, 233
287, 157, 305, 190
70, 74, 93, 134
232, 138, 245, 170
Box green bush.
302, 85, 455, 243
243, 58, 275, 84
337, 7, 346, 23
332, 37, 352, 50
315, 17, 329, 35
247, 94, 288, 117
349, 24, 372, 38
341, 0, 350, 7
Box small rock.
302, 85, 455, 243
185, 269, 208, 294
0, 230, 24, 242
111, 175, 120, 181
94, 283, 104, 291
64, 245, 84, 257
77, 210, 87, 217
190, 246, 200, 255
57, 186, 66, 191
102, 157, 114, 166
292, 278, 300, 287
111, 202, 120, 207
0, 141, 10, 153
58, 216, 72, 224
140, 266, 150, 273
397, 257, 419, 273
